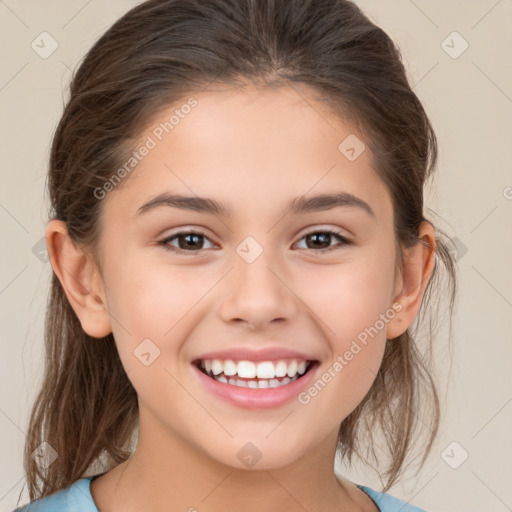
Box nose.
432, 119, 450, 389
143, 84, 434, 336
217, 248, 299, 330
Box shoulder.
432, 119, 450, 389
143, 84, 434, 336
12, 477, 97, 512
357, 484, 428, 512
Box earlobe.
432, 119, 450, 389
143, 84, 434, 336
386, 221, 436, 340
45, 219, 112, 338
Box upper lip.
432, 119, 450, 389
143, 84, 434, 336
192, 347, 318, 363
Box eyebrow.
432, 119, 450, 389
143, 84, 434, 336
136, 191, 375, 219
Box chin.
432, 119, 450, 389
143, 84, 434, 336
202, 437, 311, 472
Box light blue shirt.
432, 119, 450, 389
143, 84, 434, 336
13, 476, 427, 511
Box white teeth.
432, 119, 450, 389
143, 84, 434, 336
287, 360, 298, 377
211, 359, 223, 375
269, 377, 291, 388
197, 357, 314, 389
223, 359, 237, 376
200, 358, 310, 380
256, 361, 275, 379
275, 361, 288, 377
237, 360, 257, 379
214, 374, 299, 388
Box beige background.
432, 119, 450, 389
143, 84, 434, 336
1, 1, 511, 510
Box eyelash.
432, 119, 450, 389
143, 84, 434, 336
158, 229, 352, 255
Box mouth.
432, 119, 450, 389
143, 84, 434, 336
192, 358, 318, 389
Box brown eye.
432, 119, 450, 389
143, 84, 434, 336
295, 230, 352, 252
160, 230, 216, 253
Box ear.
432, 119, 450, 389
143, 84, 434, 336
45, 219, 112, 338
386, 220, 436, 340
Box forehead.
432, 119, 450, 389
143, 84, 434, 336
105, 84, 392, 223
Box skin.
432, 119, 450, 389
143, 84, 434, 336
46, 83, 436, 512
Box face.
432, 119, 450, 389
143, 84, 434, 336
94, 84, 401, 470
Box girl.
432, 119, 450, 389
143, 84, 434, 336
14, 0, 457, 511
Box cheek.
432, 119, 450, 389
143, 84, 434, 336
302, 250, 397, 344
300, 277, 390, 424
104, 253, 207, 333
295, 250, 395, 409
101, 261, 197, 403
100, 256, 195, 367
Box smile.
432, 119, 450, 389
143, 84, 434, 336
194, 358, 315, 389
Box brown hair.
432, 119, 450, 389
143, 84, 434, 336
21, 0, 457, 504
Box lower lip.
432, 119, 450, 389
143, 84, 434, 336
191, 362, 319, 410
